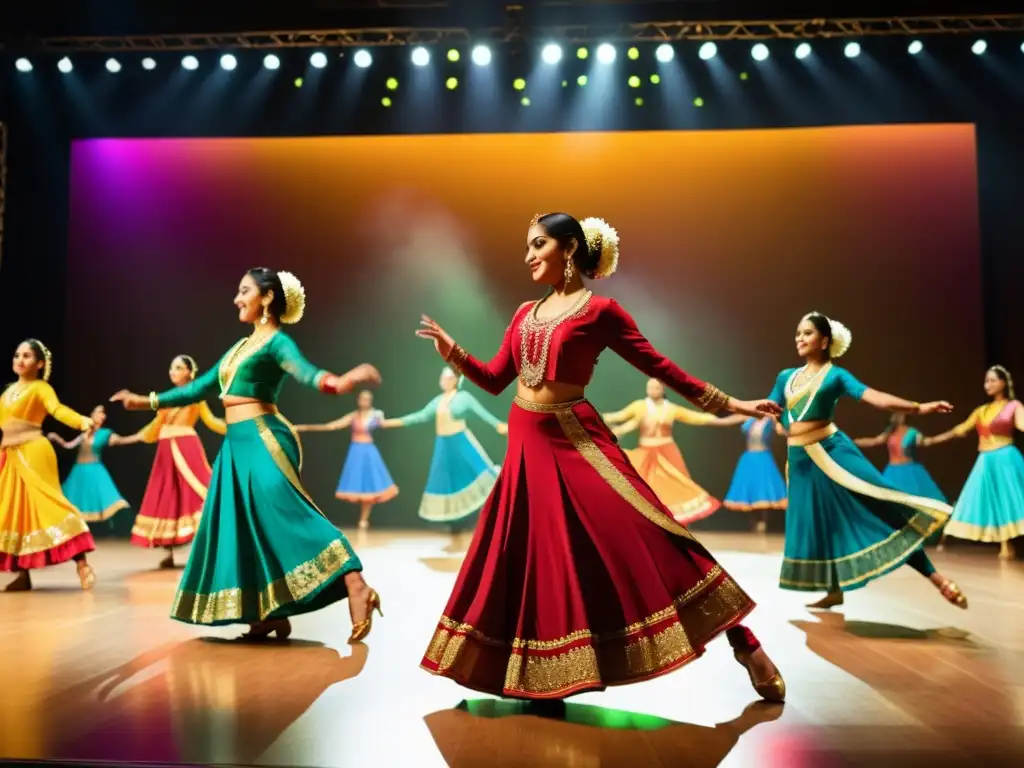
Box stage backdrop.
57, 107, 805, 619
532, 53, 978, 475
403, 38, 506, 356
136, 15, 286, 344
64, 125, 984, 532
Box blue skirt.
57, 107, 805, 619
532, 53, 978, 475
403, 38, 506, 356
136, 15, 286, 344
723, 451, 787, 512
335, 442, 398, 504
882, 462, 947, 503
419, 430, 499, 522
63, 462, 130, 523
944, 445, 1024, 542
781, 430, 950, 593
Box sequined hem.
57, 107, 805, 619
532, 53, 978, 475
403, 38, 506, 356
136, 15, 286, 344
0, 510, 92, 555
336, 485, 399, 504
418, 469, 497, 522
421, 569, 753, 698
170, 537, 358, 625
131, 510, 201, 547
80, 500, 130, 523
723, 500, 788, 512
943, 518, 1024, 543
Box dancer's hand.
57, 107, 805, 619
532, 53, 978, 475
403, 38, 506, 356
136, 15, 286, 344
82, 418, 97, 435
334, 364, 381, 394
919, 401, 954, 415
110, 390, 150, 411
496, 422, 508, 436
415, 315, 455, 361
379, 418, 402, 429
730, 398, 783, 419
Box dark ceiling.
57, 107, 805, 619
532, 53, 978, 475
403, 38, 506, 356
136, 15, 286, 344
1, 1, 1022, 40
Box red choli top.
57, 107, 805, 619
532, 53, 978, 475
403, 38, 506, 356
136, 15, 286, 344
449, 292, 723, 410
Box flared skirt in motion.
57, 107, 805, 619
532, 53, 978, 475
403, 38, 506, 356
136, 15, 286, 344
723, 450, 788, 513
64, 462, 130, 523
417, 431, 499, 523
0, 437, 95, 571
944, 445, 1024, 543
335, 442, 399, 505
171, 414, 362, 626
421, 398, 754, 700
781, 429, 950, 593
131, 434, 211, 549
624, 442, 721, 524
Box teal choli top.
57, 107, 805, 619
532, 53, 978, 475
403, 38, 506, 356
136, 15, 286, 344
90, 427, 113, 458
768, 363, 868, 429
399, 390, 502, 430
155, 331, 329, 408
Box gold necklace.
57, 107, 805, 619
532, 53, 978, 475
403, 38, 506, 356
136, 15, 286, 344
3, 381, 32, 406
518, 290, 592, 388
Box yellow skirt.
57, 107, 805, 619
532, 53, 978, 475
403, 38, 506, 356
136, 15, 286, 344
0, 436, 95, 571
624, 442, 721, 525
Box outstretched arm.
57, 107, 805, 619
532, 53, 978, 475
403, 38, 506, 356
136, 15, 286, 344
923, 408, 978, 447
108, 432, 145, 447
197, 401, 227, 436
602, 300, 780, 419
384, 395, 441, 429
272, 334, 380, 395
460, 391, 505, 432
674, 405, 744, 428
48, 432, 84, 450
37, 383, 93, 431
853, 431, 889, 449
417, 312, 521, 396
294, 412, 356, 433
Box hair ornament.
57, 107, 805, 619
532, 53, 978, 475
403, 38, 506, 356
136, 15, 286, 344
579, 217, 620, 280
989, 364, 1016, 400
178, 354, 198, 380
277, 270, 306, 325
804, 312, 852, 359
27, 338, 53, 381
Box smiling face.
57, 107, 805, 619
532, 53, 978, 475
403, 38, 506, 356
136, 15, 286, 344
234, 273, 266, 325
12, 342, 43, 380
984, 369, 1008, 399
795, 319, 829, 360
646, 378, 665, 400
168, 356, 194, 387
524, 223, 576, 287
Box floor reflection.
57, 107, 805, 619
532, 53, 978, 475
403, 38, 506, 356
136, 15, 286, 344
425, 699, 783, 767
50, 637, 368, 764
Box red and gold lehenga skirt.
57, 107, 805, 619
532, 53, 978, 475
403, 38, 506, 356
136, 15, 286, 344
421, 397, 755, 700
131, 426, 212, 549
0, 425, 95, 570
624, 438, 721, 525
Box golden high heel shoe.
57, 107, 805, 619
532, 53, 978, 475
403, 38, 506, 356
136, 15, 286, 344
348, 588, 382, 644
807, 590, 843, 610
77, 561, 96, 590
734, 650, 786, 703
938, 579, 968, 609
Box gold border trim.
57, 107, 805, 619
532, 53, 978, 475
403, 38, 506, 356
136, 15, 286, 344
553, 408, 696, 541
254, 414, 322, 516
513, 396, 586, 413
944, 518, 1024, 543
788, 423, 838, 447
169, 438, 209, 501
80, 499, 130, 522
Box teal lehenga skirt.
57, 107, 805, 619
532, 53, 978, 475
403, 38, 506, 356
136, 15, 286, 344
171, 413, 362, 626
781, 426, 951, 593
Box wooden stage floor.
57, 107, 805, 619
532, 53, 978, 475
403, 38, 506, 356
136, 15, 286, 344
1, 531, 1022, 768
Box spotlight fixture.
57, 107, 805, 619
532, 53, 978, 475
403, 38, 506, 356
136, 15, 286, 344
649, 73, 661, 84
181, 55, 199, 70
627, 75, 641, 88
381, 97, 392, 107
795, 43, 812, 60
520, 97, 530, 106
596, 43, 616, 63
263, 54, 281, 70
471, 45, 492, 66
446, 49, 460, 62
576, 47, 589, 60
513, 78, 526, 91
220, 54, 237, 71
353, 49, 372, 68
908, 40, 924, 55
446, 77, 458, 90
971, 39, 987, 55
541, 43, 563, 64
58, 57, 73, 73
627, 47, 640, 61
15, 58, 32, 72
655, 44, 674, 63
698, 42, 717, 61
105, 58, 121, 73
142, 57, 156, 70
751, 44, 770, 62
411, 47, 430, 66
310, 52, 328, 69
385, 77, 399, 91
576, 74, 587, 86
844, 42, 861, 58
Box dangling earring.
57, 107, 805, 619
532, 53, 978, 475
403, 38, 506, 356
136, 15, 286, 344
563, 258, 575, 287
261, 305, 269, 325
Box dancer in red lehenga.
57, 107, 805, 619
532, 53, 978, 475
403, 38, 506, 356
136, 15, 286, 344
415, 213, 786, 703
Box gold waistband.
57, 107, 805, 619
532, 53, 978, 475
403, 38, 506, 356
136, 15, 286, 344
639, 436, 674, 448
0, 420, 44, 448
979, 436, 1013, 453
225, 402, 278, 425
513, 396, 586, 413
788, 423, 838, 447
158, 425, 198, 440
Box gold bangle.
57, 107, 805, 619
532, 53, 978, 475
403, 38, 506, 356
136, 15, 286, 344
911, 401, 921, 413
696, 384, 730, 413
149, 391, 160, 411
446, 343, 468, 371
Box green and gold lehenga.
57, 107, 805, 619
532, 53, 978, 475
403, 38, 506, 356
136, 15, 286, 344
150, 330, 362, 626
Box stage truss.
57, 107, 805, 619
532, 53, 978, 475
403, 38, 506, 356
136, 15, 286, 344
28, 14, 1024, 52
